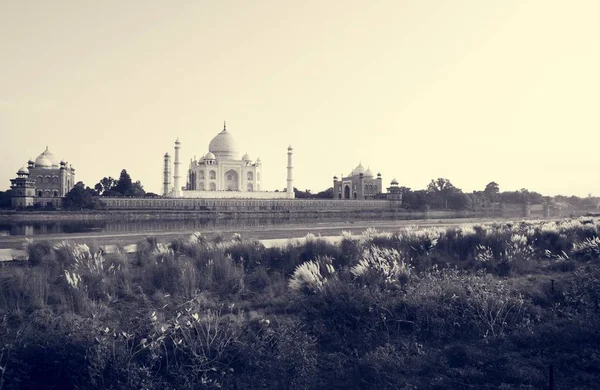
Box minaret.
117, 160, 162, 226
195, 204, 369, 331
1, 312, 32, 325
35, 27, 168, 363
173, 138, 181, 198
163, 153, 171, 196
287, 145, 294, 199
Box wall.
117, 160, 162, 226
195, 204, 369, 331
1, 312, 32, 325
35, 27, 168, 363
101, 197, 397, 211
172, 190, 290, 200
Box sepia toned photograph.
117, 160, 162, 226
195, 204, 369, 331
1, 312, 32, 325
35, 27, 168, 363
1, 1, 599, 389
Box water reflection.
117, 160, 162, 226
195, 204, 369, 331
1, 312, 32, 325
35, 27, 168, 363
2, 215, 408, 237
0, 212, 513, 237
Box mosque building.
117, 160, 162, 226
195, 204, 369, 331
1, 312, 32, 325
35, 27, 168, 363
333, 163, 384, 200
9, 147, 76, 208
163, 122, 294, 199
332, 163, 402, 203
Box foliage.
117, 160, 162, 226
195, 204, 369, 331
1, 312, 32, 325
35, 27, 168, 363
350, 245, 411, 287
289, 256, 335, 294
0, 190, 12, 208
95, 169, 145, 197
3, 218, 600, 388
63, 181, 104, 210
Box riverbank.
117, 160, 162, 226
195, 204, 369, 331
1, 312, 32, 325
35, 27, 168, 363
0, 208, 509, 222
0, 216, 513, 252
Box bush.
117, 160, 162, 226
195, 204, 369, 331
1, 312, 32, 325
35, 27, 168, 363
233, 317, 318, 389
289, 256, 335, 295
350, 245, 412, 288
404, 268, 534, 340
23, 240, 55, 268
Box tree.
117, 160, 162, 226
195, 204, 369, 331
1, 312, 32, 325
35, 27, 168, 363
427, 178, 460, 209
447, 192, 472, 210
130, 181, 146, 197
114, 170, 133, 195
63, 182, 103, 210
427, 178, 456, 194
0, 190, 11, 209
402, 190, 431, 212
293, 187, 312, 199
314, 187, 334, 199
97, 170, 146, 197
94, 177, 117, 196
484, 181, 500, 202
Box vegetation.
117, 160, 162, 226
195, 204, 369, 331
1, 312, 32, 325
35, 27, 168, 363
297, 178, 599, 212
0, 190, 11, 209
1, 217, 600, 388
63, 182, 105, 210
94, 169, 146, 197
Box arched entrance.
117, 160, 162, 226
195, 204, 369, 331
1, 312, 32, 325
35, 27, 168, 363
225, 169, 239, 191
344, 185, 350, 199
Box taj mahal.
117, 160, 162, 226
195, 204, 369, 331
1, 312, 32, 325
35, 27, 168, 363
162, 122, 295, 199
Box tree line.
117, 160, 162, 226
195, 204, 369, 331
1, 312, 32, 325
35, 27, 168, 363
1, 172, 599, 212
291, 178, 600, 212
63, 169, 155, 210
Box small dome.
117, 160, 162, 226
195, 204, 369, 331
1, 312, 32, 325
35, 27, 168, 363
242, 153, 251, 161
208, 122, 238, 159
17, 166, 29, 175
390, 178, 399, 186
205, 152, 216, 160
28, 158, 34, 165
288, 145, 293, 151
364, 168, 374, 178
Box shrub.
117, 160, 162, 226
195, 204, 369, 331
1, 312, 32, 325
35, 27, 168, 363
233, 317, 318, 389
140, 252, 182, 295
23, 240, 55, 268
0, 268, 49, 315
289, 256, 335, 295
338, 231, 361, 268
404, 268, 534, 340
350, 245, 411, 288
193, 253, 245, 298
296, 278, 391, 353
225, 241, 266, 273
571, 236, 600, 262
245, 266, 271, 293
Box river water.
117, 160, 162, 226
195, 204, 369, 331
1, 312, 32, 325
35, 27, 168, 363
0, 214, 465, 237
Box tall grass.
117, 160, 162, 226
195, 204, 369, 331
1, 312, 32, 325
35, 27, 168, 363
1, 217, 600, 388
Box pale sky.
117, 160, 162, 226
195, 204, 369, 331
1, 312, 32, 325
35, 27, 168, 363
1, 0, 599, 197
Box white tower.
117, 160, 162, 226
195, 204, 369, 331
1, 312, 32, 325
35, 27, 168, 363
287, 145, 294, 199
173, 138, 181, 198
162, 153, 171, 196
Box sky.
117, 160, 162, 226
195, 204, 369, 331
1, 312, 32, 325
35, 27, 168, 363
1, 0, 599, 197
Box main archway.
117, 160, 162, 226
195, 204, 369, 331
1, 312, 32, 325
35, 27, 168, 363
344, 185, 350, 199
224, 169, 239, 191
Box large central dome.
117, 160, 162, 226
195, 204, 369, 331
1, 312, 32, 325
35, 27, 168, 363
34, 146, 59, 169
208, 122, 239, 160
